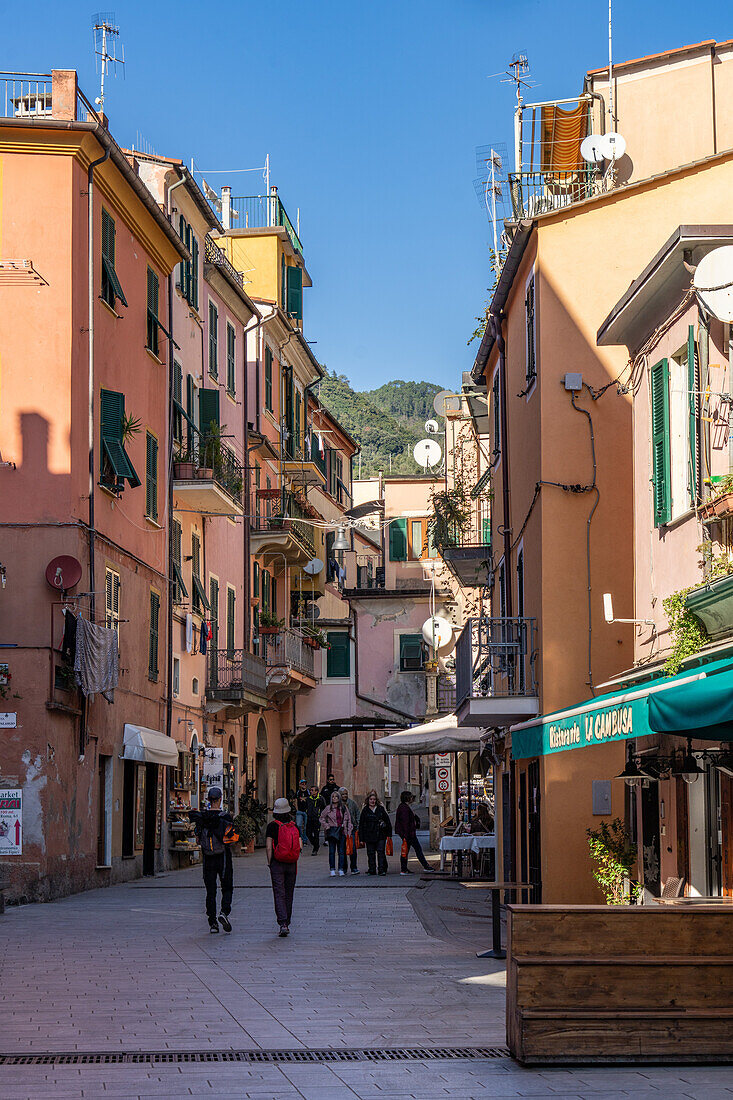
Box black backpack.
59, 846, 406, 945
200, 816, 225, 856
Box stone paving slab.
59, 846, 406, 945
1, 850, 731, 1098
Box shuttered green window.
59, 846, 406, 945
198, 388, 220, 438
172, 362, 183, 444
492, 371, 501, 459
400, 633, 424, 671
208, 301, 218, 378
148, 591, 160, 680
105, 568, 121, 633
178, 215, 190, 301
287, 265, 303, 320
253, 561, 259, 598
186, 375, 195, 451
281, 254, 287, 308
190, 236, 199, 310
209, 578, 219, 652
145, 432, 158, 521
326, 632, 350, 678
525, 275, 536, 388
688, 325, 699, 507
191, 533, 210, 613
262, 568, 270, 612
388, 517, 407, 561
264, 347, 273, 411
226, 587, 236, 655
651, 358, 671, 527
100, 389, 140, 491
226, 323, 236, 396
146, 267, 160, 356
294, 390, 302, 455
101, 208, 127, 309
171, 519, 187, 602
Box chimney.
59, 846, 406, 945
221, 185, 232, 231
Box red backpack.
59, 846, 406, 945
273, 821, 301, 863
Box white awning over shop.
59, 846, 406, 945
371, 714, 486, 756
123, 724, 179, 768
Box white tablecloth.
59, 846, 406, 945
439, 835, 496, 854
468, 835, 497, 854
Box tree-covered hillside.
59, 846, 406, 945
317, 373, 443, 478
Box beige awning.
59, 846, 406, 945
123, 724, 179, 768
371, 714, 486, 756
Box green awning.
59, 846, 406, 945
511, 655, 733, 759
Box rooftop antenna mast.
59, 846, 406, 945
504, 52, 533, 175
608, 0, 615, 130
92, 12, 125, 113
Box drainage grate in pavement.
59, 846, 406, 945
0, 1046, 509, 1067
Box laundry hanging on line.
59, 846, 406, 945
74, 616, 119, 702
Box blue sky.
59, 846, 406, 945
4, 1, 731, 389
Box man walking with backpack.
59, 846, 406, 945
188, 787, 235, 934
266, 797, 302, 936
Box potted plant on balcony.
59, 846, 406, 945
302, 625, 328, 649
258, 610, 284, 635
233, 779, 269, 854
173, 446, 196, 480
699, 475, 733, 522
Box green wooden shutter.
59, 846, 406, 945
226, 324, 236, 395
388, 517, 407, 561
178, 215, 189, 299
171, 519, 187, 600
101, 389, 124, 444
148, 591, 160, 679
208, 301, 218, 377
400, 633, 424, 671
271, 573, 277, 618
326, 632, 350, 677
146, 267, 159, 356
525, 276, 536, 387
262, 569, 270, 612
173, 362, 183, 443
192, 533, 201, 612
264, 347, 273, 410
191, 235, 199, 309
209, 578, 219, 651
651, 358, 671, 526
226, 587, 235, 654
100, 389, 140, 488
198, 389, 220, 434
688, 325, 698, 506
253, 561, 259, 598
287, 264, 303, 320
145, 432, 158, 520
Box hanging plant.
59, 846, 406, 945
662, 588, 707, 676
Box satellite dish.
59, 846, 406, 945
413, 439, 442, 469
434, 389, 462, 417
303, 557, 324, 576
425, 419, 440, 434
422, 615, 454, 650
301, 603, 321, 621
598, 132, 627, 161
45, 555, 82, 592
694, 246, 733, 322
580, 135, 604, 164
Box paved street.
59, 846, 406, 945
0, 849, 730, 1098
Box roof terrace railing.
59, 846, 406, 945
229, 193, 303, 255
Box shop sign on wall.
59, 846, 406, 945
0, 788, 22, 854
202, 748, 224, 791
0, 713, 17, 728
434, 753, 451, 767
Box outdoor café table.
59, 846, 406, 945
439, 834, 475, 876
462, 881, 534, 959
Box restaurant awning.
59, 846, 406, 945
372, 714, 486, 756
510, 655, 733, 760
123, 724, 180, 768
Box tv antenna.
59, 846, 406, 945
502, 52, 535, 109
474, 145, 506, 279
92, 12, 125, 112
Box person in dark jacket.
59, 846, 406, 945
305, 785, 325, 853
188, 787, 235, 933
320, 773, 339, 805
293, 779, 309, 842
395, 790, 433, 875
359, 789, 392, 876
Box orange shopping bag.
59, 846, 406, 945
385, 837, 393, 857
400, 839, 408, 860
346, 835, 354, 856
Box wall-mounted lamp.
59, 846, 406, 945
603, 593, 655, 628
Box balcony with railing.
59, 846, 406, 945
207, 648, 267, 712
437, 673, 457, 714
173, 434, 244, 516
455, 616, 539, 728
204, 234, 245, 291
262, 627, 316, 690
1, 71, 101, 125
229, 192, 303, 255
438, 519, 492, 588
250, 491, 316, 566
508, 169, 596, 220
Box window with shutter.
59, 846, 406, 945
209, 578, 219, 652
198, 389, 220, 440
326, 632, 350, 678
105, 568, 121, 634
101, 208, 127, 309
262, 569, 270, 612
226, 587, 235, 655
171, 519, 187, 602
178, 216, 189, 300
226, 323, 236, 396
146, 267, 160, 356
145, 432, 158, 521
650, 358, 671, 527
208, 301, 218, 378
388, 518, 407, 561
492, 370, 501, 460
191, 533, 210, 613
264, 347, 273, 411
190, 236, 199, 310
100, 389, 140, 491
253, 561, 259, 598
294, 390, 301, 456
287, 264, 303, 320
148, 591, 160, 680
525, 275, 536, 390
399, 633, 425, 672
172, 362, 183, 444
186, 375, 196, 451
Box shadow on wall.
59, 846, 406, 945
2, 412, 73, 520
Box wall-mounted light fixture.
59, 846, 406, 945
603, 593, 655, 627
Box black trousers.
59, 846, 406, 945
202, 850, 233, 920
366, 840, 387, 875
400, 835, 431, 872
305, 820, 320, 851
269, 858, 297, 926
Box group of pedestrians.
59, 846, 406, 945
190, 778, 434, 938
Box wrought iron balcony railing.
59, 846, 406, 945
207, 648, 267, 699
173, 435, 244, 505
456, 616, 537, 708
262, 627, 315, 680
204, 234, 245, 290
250, 514, 315, 558
437, 673, 457, 713
229, 193, 303, 255
508, 170, 596, 221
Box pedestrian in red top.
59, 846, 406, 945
266, 797, 302, 937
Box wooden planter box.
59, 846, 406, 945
258, 626, 280, 635
699, 492, 733, 522
507, 903, 733, 1064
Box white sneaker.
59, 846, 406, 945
338, 870, 345, 876
330, 870, 336, 877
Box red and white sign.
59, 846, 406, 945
0, 788, 22, 855
435, 767, 451, 793
434, 753, 451, 767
